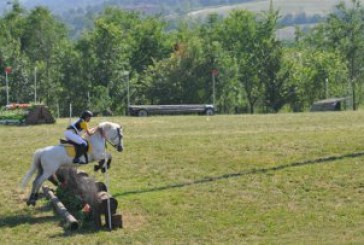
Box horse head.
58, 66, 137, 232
98, 122, 123, 152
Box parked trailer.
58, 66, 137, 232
128, 104, 215, 117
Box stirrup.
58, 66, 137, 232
73, 158, 86, 164
73, 158, 81, 163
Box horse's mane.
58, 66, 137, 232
98, 121, 121, 129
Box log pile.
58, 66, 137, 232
42, 186, 79, 230
45, 166, 122, 230
94, 190, 122, 229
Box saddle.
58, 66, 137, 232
59, 139, 90, 163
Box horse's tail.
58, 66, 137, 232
21, 149, 42, 190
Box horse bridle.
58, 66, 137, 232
104, 127, 123, 151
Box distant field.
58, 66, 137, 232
188, 0, 364, 18
186, 0, 364, 40
2, 112, 364, 243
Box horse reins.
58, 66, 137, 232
99, 127, 122, 150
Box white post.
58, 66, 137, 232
127, 74, 130, 108
122, 71, 130, 115
212, 72, 216, 106
34, 67, 37, 104
325, 77, 329, 99
104, 152, 112, 230
5, 71, 9, 105
87, 91, 90, 107
347, 79, 353, 110
69, 103, 72, 124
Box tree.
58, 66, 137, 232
139, 21, 221, 106
77, 8, 132, 114
257, 6, 288, 113
129, 15, 173, 74
283, 49, 348, 111
0, 2, 29, 105
218, 10, 266, 113
305, 0, 364, 110
21, 6, 68, 109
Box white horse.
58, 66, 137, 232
21, 121, 123, 206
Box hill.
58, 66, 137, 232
5, 0, 364, 18
187, 0, 353, 17
3, 0, 364, 40
185, 0, 364, 40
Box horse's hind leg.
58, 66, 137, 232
27, 169, 53, 206
26, 169, 43, 206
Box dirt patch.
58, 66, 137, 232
121, 210, 147, 231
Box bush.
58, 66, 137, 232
0, 108, 29, 122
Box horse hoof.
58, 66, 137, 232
26, 199, 36, 206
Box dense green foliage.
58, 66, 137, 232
55, 186, 93, 228
1, 1, 364, 116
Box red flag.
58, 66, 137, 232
211, 68, 219, 76
5, 66, 12, 74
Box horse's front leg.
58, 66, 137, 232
94, 152, 112, 173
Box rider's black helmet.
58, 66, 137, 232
81, 110, 93, 119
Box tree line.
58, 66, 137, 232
0, 0, 363, 117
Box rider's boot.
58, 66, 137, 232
81, 144, 89, 164
73, 144, 86, 164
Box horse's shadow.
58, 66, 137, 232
0, 214, 56, 228
0, 211, 104, 237
114, 151, 364, 197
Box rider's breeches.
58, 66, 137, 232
64, 130, 86, 145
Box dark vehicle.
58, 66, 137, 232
128, 104, 215, 117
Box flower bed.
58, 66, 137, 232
0, 104, 55, 125
5, 103, 32, 110
0, 108, 29, 125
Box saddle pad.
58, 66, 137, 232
61, 143, 92, 158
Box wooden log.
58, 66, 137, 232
97, 191, 118, 215
95, 181, 108, 192
96, 191, 120, 229
76, 169, 89, 178
111, 214, 123, 228
42, 186, 79, 230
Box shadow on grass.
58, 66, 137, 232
49, 225, 105, 238
0, 214, 56, 228
114, 151, 364, 197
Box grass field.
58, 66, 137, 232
2, 112, 364, 244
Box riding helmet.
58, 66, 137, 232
81, 110, 93, 119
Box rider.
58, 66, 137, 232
64, 110, 96, 164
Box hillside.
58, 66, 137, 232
5, 0, 364, 17
186, 0, 364, 40
187, 0, 352, 17
3, 0, 364, 40
2, 0, 252, 16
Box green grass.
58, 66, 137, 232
2, 112, 364, 244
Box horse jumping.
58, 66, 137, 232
21, 121, 123, 206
